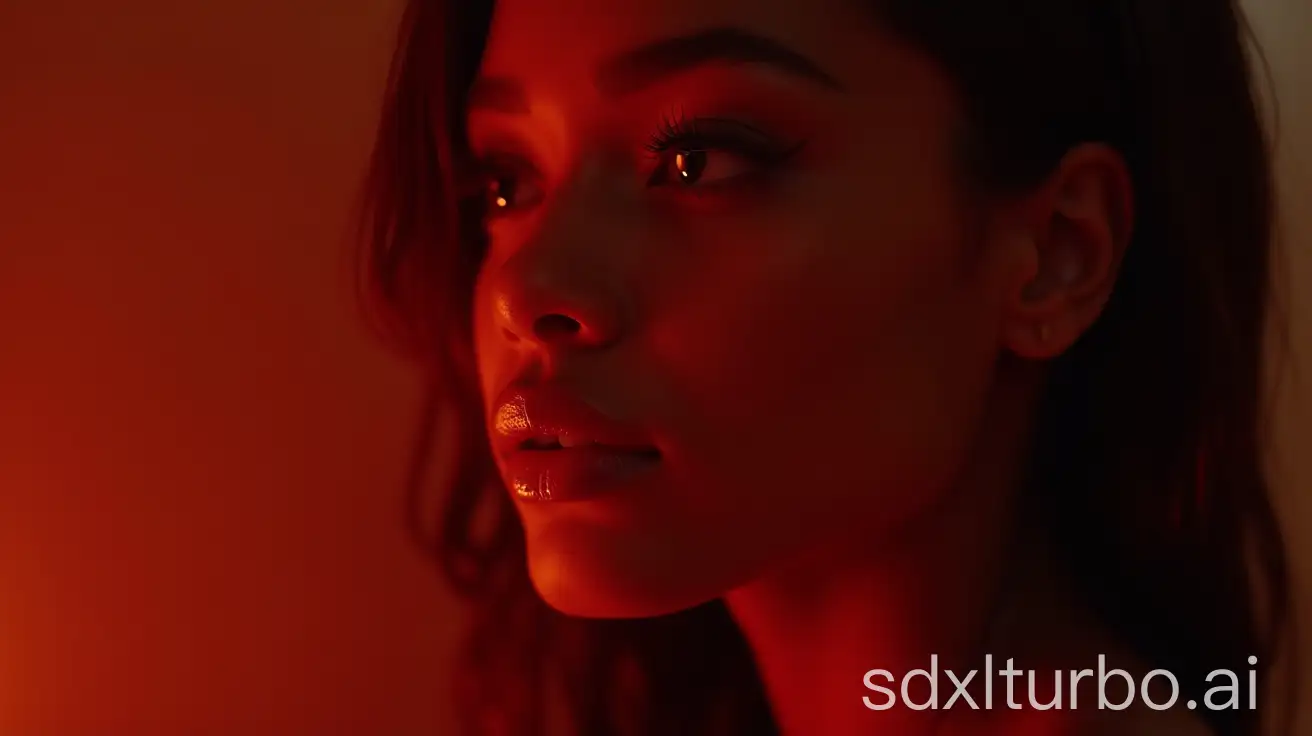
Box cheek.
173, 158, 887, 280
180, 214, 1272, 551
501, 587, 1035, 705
471, 273, 511, 413
647, 180, 999, 555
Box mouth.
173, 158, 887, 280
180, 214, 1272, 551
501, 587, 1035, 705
517, 435, 662, 457
504, 438, 663, 503
492, 382, 663, 502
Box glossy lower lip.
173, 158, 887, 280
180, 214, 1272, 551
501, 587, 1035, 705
504, 445, 661, 502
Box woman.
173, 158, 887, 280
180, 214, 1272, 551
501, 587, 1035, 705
359, 0, 1294, 734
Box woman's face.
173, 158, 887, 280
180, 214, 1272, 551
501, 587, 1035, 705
469, 0, 1023, 617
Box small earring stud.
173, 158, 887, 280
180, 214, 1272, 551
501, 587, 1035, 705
1036, 323, 1051, 342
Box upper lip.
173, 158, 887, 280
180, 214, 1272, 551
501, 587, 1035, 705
490, 382, 658, 455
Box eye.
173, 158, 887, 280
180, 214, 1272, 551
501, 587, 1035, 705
653, 148, 755, 187
476, 158, 545, 218
643, 116, 803, 190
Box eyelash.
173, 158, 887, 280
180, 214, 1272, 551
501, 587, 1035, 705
471, 110, 803, 218
642, 108, 802, 182
645, 108, 701, 154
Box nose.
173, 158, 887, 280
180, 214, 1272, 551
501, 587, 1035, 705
487, 252, 626, 351
483, 166, 635, 352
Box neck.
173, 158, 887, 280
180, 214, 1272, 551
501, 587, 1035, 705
724, 364, 1074, 736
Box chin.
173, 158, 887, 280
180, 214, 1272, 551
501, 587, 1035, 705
522, 515, 745, 619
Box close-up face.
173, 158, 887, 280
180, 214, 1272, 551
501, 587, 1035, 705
469, 0, 1028, 617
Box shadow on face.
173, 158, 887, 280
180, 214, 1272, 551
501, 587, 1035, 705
468, 0, 1070, 617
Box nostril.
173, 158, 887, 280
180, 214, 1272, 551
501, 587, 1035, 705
533, 313, 582, 341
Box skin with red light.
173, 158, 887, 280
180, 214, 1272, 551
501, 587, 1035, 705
467, 0, 1207, 734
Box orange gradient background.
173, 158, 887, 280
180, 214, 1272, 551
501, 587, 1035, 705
0, 1, 1308, 734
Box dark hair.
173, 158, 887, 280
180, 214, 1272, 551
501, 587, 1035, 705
358, 1, 1294, 734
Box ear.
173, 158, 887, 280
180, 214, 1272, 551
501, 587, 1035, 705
1000, 143, 1134, 359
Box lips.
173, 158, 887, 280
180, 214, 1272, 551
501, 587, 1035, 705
491, 383, 661, 502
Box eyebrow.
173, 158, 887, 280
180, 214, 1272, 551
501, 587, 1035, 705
466, 27, 842, 114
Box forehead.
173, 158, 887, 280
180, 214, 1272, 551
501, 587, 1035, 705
476, 0, 882, 91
